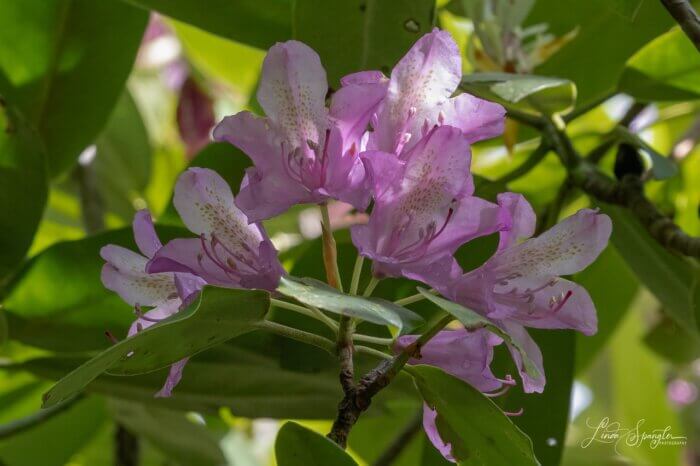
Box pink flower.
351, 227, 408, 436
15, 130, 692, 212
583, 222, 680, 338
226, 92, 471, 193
101, 210, 205, 397
443, 194, 612, 392
213, 41, 369, 221
332, 28, 505, 158
147, 168, 284, 291
351, 125, 507, 284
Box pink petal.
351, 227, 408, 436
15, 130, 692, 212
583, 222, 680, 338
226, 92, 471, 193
155, 358, 189, 398
499, 321, 545, 393
340, 70, 387, 86
174, 168, 263, 248
212, 112, 280, 173
494, 209, 612, 281
132, 209, 162, 258
440, 93, 506, 144
372, 28, 461, 154
256, 40, 328, 148
496, 192, 536, 252
127, 299, 181, 337
422, 404, 456, 463
330, 79, 388, 151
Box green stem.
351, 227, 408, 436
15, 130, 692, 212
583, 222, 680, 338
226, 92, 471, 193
254, 320, 335, 353
362, 277, 380, 297
349, 255, 364, 296
320, 203, 343, 292
353, 334, 393, 346
355, 345, 392, 360
394, 289, 437, 307
271, 299, 338, 332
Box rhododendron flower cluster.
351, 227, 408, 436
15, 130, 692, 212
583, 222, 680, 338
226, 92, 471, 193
100, 28, 611, 462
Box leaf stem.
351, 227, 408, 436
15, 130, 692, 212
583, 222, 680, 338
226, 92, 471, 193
353, 334, 393, 346
363, 277, 380, 297
496, 141, 550, 185
349, 254, 364, 296
254, 320, 335, 353
270, 298, 338, 331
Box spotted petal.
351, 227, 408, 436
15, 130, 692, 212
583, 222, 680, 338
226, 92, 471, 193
100, 246, 176, 307
257, 40, 328, 149
132, 209, 162, 258
496, 192, 536, 252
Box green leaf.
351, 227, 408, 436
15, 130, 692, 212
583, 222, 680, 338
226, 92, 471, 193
23, 344, 343, 419
619, 27, 700, 101
460, 73, 576, 116
0, 0, 148, 177
41, 286, 269, 408
492, 330, 574, 466
90, 91, 152, 222
109, 399, 227, 466
411, 365, 540, 466
293, 0, 435, 86
529, 0, 673, 107
0, 101, 47, 284
602, 205, 700, 334
277, 276, 423, 333
574, 246, 638, 373
3, 227, 188, 352
123, 0, 291, 50
275, 422, 358, 466
613, 126, 678, 180
416, 289, 542, 381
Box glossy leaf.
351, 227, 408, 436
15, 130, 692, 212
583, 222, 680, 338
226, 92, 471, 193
42, 286, 269, 408
619, 27, 700, 101
460, 73, 576, 116
0, 0, 148, 176
529, 0, 672, 106
293, 0, 435, 85
277, 276, 423, 333
411, 365, 540, 465
0, 101, 47, 284
275, 422, 358, 466
417, 289, 542, 381
602, 205, 700, 334
123, 0, 291, 50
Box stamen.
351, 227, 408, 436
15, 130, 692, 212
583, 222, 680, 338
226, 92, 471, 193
438, 111, 445, 125
484, 384, 513, 398
104, 330, 119, 344
550, 290, 573, 313
498, 374, 517, 386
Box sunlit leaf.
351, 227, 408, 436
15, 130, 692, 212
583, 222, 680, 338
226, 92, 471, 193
619, 27, 700, 101
277, 276, 423, 333
123, 0, 291, 50
0, 0, 148, 177
0, 101, 47, 285
460, 73, 576, 115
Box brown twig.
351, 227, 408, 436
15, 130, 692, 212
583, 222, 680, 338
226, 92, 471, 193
327, 314, 453, 448
660, 0, 700, 52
